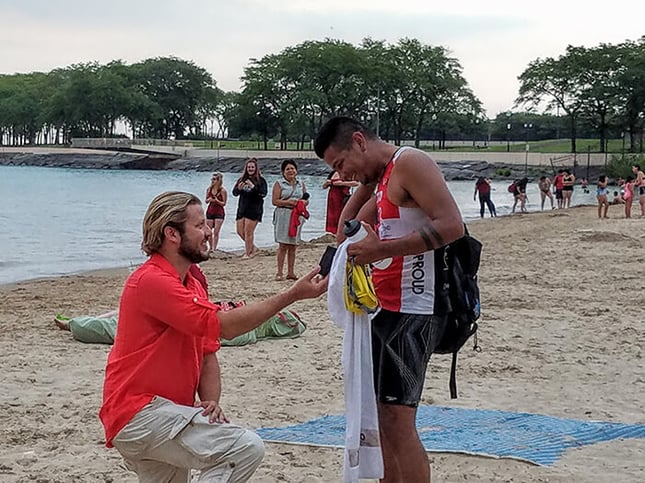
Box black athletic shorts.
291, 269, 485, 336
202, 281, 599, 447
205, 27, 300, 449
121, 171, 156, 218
371, 309, 447, 407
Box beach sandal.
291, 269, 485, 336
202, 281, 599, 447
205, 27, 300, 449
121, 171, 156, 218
286, 274, 298, 281
55, 313, 70, 322
275, 274, 284, 281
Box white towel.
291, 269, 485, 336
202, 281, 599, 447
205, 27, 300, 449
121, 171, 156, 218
327, 241, 384, 482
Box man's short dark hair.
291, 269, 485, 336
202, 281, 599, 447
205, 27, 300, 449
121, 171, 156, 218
314, 116, 376, 159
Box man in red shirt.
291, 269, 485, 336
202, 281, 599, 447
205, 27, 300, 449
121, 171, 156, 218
100, 191, 327, 482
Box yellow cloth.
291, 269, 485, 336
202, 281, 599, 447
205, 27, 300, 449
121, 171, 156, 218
344, 260, 378, 314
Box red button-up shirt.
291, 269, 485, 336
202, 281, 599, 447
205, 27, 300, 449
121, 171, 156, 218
99, 254, 221, 446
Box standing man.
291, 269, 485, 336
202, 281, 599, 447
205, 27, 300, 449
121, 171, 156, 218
314, 117, 464, 483
99, 191, 327, 482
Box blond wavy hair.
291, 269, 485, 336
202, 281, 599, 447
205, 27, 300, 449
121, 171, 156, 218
141, 191, 201, 255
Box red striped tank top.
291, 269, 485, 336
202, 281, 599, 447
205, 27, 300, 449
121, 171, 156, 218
372, 147, 436, 315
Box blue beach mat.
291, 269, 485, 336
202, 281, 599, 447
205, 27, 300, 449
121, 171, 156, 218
256, 406, 645, 466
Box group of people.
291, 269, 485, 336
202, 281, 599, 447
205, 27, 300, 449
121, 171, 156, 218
612, 166, 645, 218
204, 158, 266, 259
79, 115, 469, 482
473, 164, 645, 219
204, 157, 316, 281
204, 155, 362, 283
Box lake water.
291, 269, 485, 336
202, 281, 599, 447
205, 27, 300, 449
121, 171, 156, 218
0, 165, 597, 284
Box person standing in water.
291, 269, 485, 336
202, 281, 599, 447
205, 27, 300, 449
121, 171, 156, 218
473, 177, 496, 218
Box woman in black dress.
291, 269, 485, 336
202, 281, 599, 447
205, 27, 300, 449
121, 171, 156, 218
232, 158, 268, 258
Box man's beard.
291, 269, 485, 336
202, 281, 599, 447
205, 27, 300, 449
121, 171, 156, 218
179, 236, 209, 263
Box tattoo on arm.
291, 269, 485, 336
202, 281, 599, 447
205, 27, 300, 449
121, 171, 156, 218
419, 224, 444, 250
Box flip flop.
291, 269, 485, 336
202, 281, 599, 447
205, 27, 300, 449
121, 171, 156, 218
275, 274, 284, 281
55, 313, 70, 322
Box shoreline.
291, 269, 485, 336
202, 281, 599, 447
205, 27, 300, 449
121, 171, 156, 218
0, 205, 615, 288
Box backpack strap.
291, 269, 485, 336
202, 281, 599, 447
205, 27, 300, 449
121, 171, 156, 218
449, 352, 458, 399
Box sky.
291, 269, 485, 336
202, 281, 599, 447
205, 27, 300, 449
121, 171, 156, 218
2, 0, 644, 118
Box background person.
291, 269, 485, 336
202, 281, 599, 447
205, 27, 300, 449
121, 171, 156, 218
596, 175, 609, 219
632, 164, 645, 217
562, 169, 575, 208
623, 176, 635, 218
473, 176, 496, 218
322, 170, 359, 234
232, 158, 268, 258
205, 172, 227, 254
538, 175, 554, 210
314, 116, 464, 483
99, 191, 327, 482
553, 169, 565, 209
272, 160, 307, 281
512, 177, 529, 213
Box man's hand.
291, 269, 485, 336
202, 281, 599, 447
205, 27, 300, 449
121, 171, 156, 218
195, 400, 229, 424
346, 222, 383, 266
289, 267, 329, 298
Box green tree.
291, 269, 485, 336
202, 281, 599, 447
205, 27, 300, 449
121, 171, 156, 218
517, 50, 586, 153
131, 57, 216, 139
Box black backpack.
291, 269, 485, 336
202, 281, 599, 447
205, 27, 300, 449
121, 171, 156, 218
434, 228, 482, 399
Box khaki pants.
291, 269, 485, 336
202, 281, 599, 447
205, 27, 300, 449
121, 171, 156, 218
112, 397, 265, 482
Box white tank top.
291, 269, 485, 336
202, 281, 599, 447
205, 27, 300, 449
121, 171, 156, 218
373, 147, 436, 314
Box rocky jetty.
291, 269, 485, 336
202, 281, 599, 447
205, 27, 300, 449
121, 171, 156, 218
0, 150, 604, 181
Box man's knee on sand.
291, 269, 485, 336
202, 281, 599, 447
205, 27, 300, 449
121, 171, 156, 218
231, 430, 265, 470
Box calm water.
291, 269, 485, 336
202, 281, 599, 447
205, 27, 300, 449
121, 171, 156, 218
0, 165, 596, 284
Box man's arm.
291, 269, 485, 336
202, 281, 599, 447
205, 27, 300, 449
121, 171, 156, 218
347, 151, 464, 265
196, 352, 227, 423
135, 264, 325, 343
336, 183, 375, 243
217, 267, 327, 340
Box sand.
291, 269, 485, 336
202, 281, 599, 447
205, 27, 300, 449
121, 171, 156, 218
1, 206, 644, 482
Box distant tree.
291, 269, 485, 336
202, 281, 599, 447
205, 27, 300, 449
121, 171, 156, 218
517, 50, 586, 153
614, 38, 645, 152
130, 57, 216, 139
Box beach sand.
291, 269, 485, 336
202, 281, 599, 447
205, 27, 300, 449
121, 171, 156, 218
1, 206, 644, 482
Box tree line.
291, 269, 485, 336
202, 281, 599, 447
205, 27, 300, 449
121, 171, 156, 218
0, 37, 643, 153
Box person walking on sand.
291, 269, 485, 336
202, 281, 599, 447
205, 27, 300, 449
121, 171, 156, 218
538, 176, 554, 210
232, 158, 267, 258
315, 117, 464, 483
473, 176, 496, 218
205, 172, 227, 254
596, 175, 609, 219
99, 191, 327, 482
272, 160, 308, 281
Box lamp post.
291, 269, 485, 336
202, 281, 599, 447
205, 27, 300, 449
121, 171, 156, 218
431, 113, 437, 150
505, 112, 512, 152
523, 123, 533, 174
472, 119, 480, 148
375, 90, 382, 138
